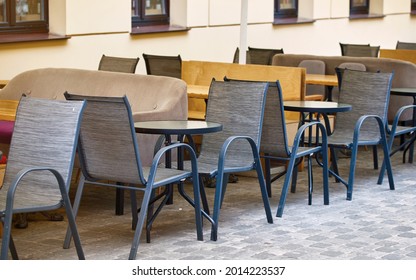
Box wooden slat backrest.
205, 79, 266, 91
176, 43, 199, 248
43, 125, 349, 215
379, 49, 416, 65
182, 60, 305, 121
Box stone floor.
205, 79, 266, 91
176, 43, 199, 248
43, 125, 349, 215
3, 146, 416, 260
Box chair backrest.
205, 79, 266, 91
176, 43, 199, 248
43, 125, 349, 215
298, 59, 326, 97
396, 41, 416, 50
260, 81, 291, 158
333, 69, 393, 139
1, 96, 85, 210
339, 43, 370, 56
248, 47, 284, 65
233, 47, 284, 65
143, 53, 182, 79
98, 54, 140, 73
335, 63, 367, 91
198, 79, 268, 167
64, 93, 146, 185
340, 43, 380, 57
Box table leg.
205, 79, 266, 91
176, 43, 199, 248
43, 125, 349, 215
115, 187, 124, 215
326, 86, 334, 102
408, 98, 416, 163
401, 97, 416, 163
165, 134, 174, 205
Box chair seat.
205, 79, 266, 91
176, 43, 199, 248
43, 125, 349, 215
142, 166, 193, 186
328, 130, 382, 147
263, 145, 322, 159
388, 124, 416, 136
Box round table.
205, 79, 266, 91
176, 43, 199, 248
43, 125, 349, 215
283, 101, 352, 114
134, 120, 222, 209
134, 120, 222, 136
284, 101, 352, 136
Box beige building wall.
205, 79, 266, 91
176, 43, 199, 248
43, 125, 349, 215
0, 0, 415, 79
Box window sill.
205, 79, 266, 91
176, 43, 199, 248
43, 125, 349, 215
349, 13, 385, 20
273, 17, 315, 26
130, 24, 190, 35
0, 33, 70, 44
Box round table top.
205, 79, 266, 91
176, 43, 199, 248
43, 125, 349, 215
134, 120, 222, 135
284, 101, 352, 114
390, 87, 416, 97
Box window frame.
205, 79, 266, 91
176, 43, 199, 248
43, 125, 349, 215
132, 0, 170, 28
350, 0, 369, 15
274, 0, 298, 19
0, 0, 49, 34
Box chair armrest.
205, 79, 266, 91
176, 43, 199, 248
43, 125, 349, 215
292, 121, 328, 156
353, 115, 387, 145
217, 135, 260, 172
388, 104, 416, 136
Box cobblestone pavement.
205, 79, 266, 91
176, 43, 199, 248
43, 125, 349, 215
6, 147, 416, 260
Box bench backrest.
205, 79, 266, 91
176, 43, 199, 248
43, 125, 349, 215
182, 60, 305, 121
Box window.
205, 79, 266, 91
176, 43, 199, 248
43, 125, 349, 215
0, 0, 48, 34
274, 0, 298, 19
132, 0, 169, 27
350, 0, 369, 15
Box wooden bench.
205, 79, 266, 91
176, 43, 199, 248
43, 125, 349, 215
182, 60, 306, 129
182, 61, 307, 175
379, 49, 416, 64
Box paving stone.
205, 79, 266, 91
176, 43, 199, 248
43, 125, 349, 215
6, 148, 416, 260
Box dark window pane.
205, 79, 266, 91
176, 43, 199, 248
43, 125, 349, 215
0, 0, 49, 34
16, 0, 44, 22
132, 0, 169, 27
350, 0, 369, 15
274, 0, 298, 19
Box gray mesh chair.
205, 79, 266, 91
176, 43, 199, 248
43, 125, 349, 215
340, 43, 380, 57
191, 79, 273, 241
0, 96, 85, 260
62, 94, 201, 260
233, 47, 284, 65
142, 53, 182, 79
260, 81, 329, 218
328, 69, 395, 201
298, 60, 326, 101
335, 66, 379, 170
396, 41, 416, 50
377, 104, 416, 184
98, 54, 140, 73
332, 62, 367, 102
339, 43, 369, 56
